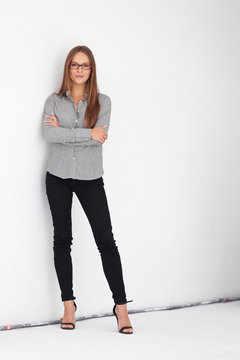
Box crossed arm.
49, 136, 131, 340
42, 95, 111, 146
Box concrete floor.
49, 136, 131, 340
1, 300, 240, 360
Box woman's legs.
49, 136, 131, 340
45, 171, 76, 302
73, 176, 128, 305
45, 172, 132, 332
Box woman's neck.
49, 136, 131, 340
70, 85, 86, 99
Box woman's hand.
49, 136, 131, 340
44, 113, 59, 127
91, 125, 108, 144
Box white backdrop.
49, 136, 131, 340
0, 0, 239, 324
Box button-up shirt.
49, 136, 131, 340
42, 90, 111, 179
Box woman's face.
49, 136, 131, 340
69, 52, 91, 86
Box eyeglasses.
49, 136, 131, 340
70, 62, 91, 70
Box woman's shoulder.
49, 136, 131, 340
98, 92, 111, 103
45, 92, 111, 103
44, 92, 58, 104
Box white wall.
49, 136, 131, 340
0, 0, 239, 324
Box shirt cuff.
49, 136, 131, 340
75, 128, 92, 141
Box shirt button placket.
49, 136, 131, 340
73, 111, 78, 160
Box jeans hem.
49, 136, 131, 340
114, 299, 133, 305
62, 296, 76, 302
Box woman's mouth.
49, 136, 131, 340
76, 75, 83, 78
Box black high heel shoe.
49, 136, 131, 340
113, 300, 133, 334
61, 301, 77, 330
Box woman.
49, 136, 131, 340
42, 45, 133, 334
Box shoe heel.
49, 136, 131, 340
74, 301, 77, 312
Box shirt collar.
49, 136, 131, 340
65, 89, 88, 101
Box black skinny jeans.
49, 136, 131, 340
45, 171, 129, 305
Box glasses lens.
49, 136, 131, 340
70, 63, 91, 70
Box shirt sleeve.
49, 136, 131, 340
42, 95, 92, 143
64, 95, 112, 146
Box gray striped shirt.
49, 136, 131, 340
42, 90, 111, 180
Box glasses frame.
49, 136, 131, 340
69, 62, 92, 71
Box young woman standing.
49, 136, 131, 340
42, 45, 133, 333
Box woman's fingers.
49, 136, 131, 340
44, 120, 58, 127
46, 113, 58, 120
45, 114, 59, 127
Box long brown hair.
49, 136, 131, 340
54, 45, 100, 129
